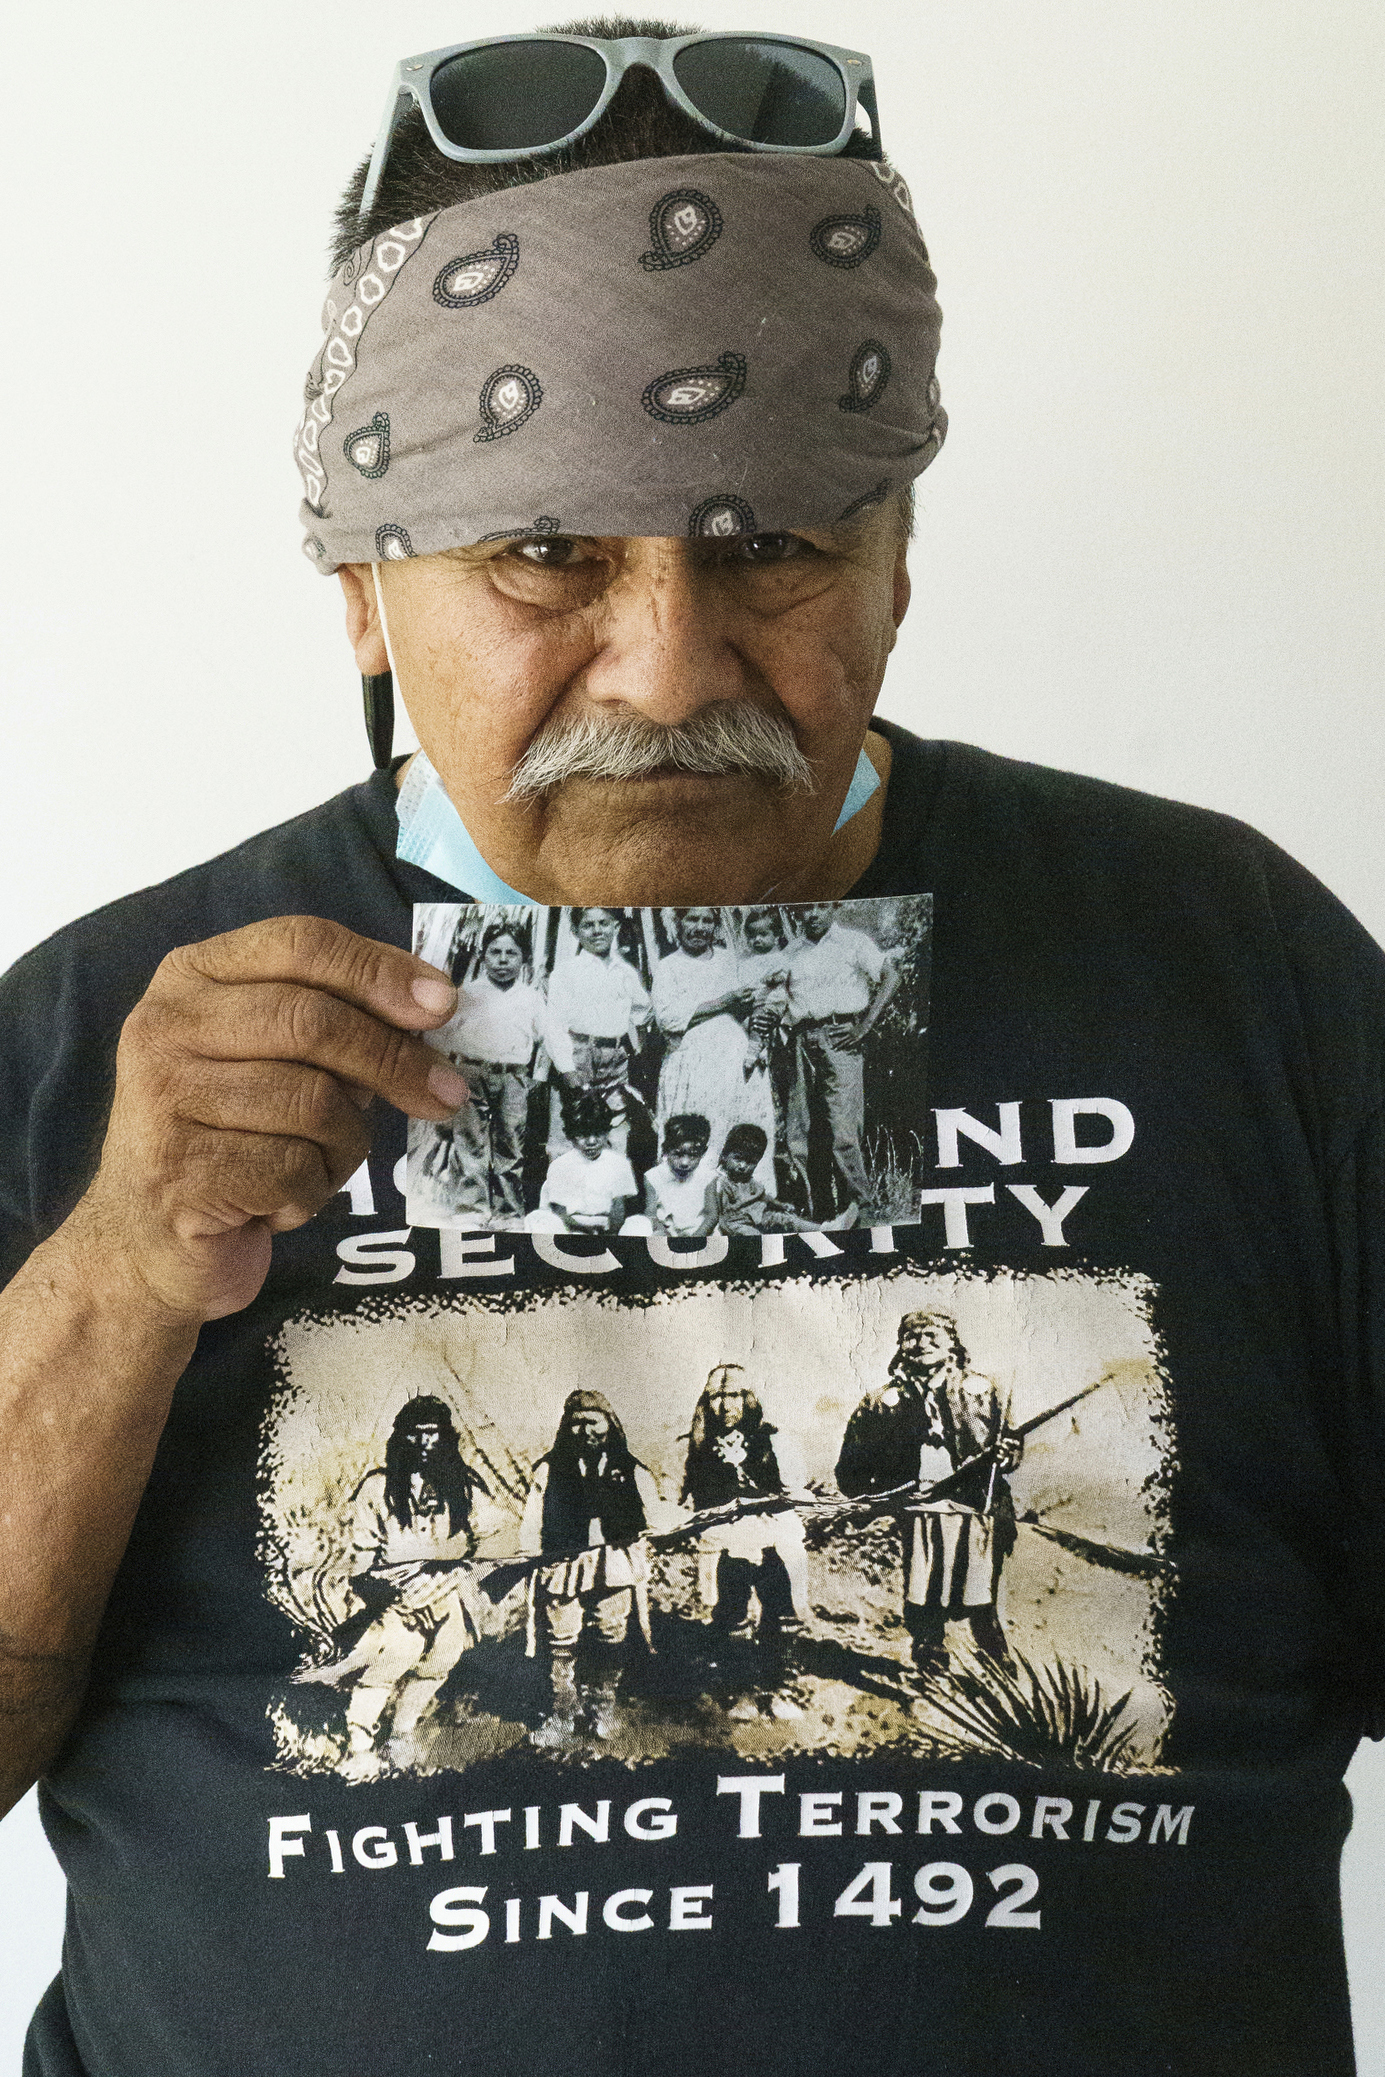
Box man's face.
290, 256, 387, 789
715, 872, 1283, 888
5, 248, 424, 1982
575, 910, 618, 956
677, 908, 717, 955
891, 1318, 953, 1380
802, 902, 835, 942
408, 1419, 442, 1460
341, 515, 909, 906
707, 1384, 748, 1431
483, 935, 522, 985
568, 1407, 609, 1449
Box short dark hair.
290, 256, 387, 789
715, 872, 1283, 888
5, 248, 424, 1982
563, 1090, 616, 1139
664, 1111, 711, 1153
721, 1123, 769, 1164
333, 15, 882, 270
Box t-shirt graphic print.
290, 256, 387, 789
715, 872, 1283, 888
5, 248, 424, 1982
261, 1257, 1174, 1784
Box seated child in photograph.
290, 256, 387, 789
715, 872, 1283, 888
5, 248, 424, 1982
530, 1092, 639, 1234
708, 1124, 840, 1235
739, 907, 794, 1081
639, 1114, 717, 1237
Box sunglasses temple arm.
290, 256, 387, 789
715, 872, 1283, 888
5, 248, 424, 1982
856, 72, 881, 155
358, 76, 412, 229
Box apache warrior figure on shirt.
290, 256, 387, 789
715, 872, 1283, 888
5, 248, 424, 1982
293, 1397, 491, 1777
836, 1309, 1023, 1681
680, 1364, 812, 1722
520, 1390, 664, 1747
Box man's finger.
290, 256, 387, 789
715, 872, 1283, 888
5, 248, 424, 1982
164, 916, 458, 1030
172, 1061, 373, 1181
135, 982, 468, 1119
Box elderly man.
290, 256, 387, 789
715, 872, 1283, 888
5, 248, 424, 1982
836, 1310, 1022, 1680
1, 19, 1382, 2077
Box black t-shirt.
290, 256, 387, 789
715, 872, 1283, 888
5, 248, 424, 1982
7, 724, 1385, 2077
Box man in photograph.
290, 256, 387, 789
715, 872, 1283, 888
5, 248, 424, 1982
680, 1364, 811, 1721
543, 907, 651, 1098
2, 14, 1382, 2077
785, 902, 901, 1219
835, 1310, 1022, 1680
292, 1397, 490, 1777
519, 1390, 662, 1744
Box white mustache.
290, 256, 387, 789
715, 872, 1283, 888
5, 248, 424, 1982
504, 702, 816, 803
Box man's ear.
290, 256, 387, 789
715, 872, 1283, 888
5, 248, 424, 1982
338, 564, 389, 675
891, 538, 912, 635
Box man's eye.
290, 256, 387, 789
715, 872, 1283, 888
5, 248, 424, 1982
727, 533, 812, 565
509, 536, 581, 566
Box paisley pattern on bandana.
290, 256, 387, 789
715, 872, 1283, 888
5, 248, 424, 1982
810, 206, 882, 269
639, 188, 724, 272
343, 412, 390, 480
375, 523, 414, 560
433, 233, 520, 309
642, 352, 747, 426
474, 366, 544, 444
688, 494, 757, 538
478, 516, 563, 542
839, 339, 892, 414
837, 479, 891, 523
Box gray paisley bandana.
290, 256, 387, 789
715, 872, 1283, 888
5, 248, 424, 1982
295, 153, 945, 571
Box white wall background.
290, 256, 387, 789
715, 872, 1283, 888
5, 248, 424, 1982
0, 0, 1381, 2070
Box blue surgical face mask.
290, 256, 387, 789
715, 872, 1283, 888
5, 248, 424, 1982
395, 745, 880, 900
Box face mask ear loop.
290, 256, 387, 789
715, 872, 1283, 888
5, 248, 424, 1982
362, 562, 395, 770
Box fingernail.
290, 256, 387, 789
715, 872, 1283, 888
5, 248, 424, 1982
412, 971, 457, 1014
426, 1060, 470, 1108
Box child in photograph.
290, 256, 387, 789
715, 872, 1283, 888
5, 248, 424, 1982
530, 1093, 639, 1234
425, 921, 544, 1225
708, 1124, 837, 1235
639, 1114, 717, 1237
739, 906, 795, 1081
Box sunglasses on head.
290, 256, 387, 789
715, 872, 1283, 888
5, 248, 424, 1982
359, 32, 880, 225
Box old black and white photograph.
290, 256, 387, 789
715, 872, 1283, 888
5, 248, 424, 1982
262, 1266, 1175, 1784
407, 896, 932, 1237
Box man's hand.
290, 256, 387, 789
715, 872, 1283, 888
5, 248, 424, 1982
823, 1014, 867, 1054
79, 916, 466, 1327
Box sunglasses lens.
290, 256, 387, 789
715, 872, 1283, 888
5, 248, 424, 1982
672, 39, 848, 148
429, 40, 607, 152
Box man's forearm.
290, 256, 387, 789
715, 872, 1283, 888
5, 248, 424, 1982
0, 1199, 198, 1813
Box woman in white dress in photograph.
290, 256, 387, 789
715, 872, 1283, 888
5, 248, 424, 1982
649, 908, 777, 1191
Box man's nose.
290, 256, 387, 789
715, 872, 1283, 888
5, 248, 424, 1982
582, 545, 746, 725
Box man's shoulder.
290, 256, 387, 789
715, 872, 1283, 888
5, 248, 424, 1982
350, 1467, 389, 1509
849, 1382, 914, 1418
878, 725, 1357, 903
2, 768, 416, 1014
876, 725, 1385, 985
